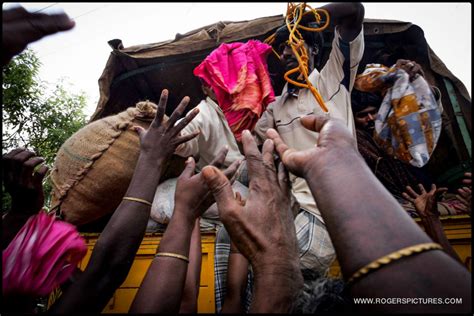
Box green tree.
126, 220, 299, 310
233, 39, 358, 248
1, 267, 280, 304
2, 49, 88, 212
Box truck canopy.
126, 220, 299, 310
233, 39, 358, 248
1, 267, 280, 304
91, 15, 471, 187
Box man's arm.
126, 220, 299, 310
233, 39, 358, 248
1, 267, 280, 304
319, 3, 364, 42
130, 149, 240, 313
50, 90, 200, 313
267, 115, 471, 313
403, 184, 463, 264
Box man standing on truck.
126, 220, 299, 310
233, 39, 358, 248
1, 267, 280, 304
254, 2, 365, 274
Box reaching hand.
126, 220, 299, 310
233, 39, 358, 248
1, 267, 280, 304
266, 114, 358, 178
174, 146, 241, 221
2, 6, 75, 66
456, 172, 471, 211
2, 148, 49, 214
134, 89, 200, 167
395, 59, 425, 81
402, 184, 448, 217
202, 130, 298, 270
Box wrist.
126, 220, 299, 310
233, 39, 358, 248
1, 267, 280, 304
170, 205, 196, 228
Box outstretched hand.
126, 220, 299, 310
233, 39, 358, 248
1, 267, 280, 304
2, 148, 49, 215
2, 6, 75, 66
402, 184, 448, 217
456, 172, 471, 211
134, 89, 200, 168
202, 130, 298, 271
174, 146, 241, 221
266, 114, 358, 178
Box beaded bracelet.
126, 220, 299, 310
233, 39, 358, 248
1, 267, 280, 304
347, 242, 443, 285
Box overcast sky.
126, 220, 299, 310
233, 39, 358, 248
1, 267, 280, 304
6, 2, 472, 118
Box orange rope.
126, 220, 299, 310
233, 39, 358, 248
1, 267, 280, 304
265, 2, 330, 112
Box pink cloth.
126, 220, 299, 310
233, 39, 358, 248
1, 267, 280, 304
194, 40, 275, 141
3, 211, 87, 296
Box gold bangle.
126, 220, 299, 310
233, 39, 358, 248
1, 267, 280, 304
155, 252, 189, 263
347, 242, 443, 285
122, 197, 152, 207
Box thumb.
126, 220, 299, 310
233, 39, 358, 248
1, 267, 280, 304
133, 125, 146, 140
180, 157, 196, 179
300, 115, 330, 133
202, 166, 237, 216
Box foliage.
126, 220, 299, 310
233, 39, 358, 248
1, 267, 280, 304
2, 49, 88, 212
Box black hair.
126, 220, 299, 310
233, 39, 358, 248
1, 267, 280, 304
351, 89, 384, 114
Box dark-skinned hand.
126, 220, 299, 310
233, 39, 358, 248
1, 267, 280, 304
174, 146, 241, 221
134, 89, 200, 167
456, 172, 471, 211
2, 148, 49, 215
201, 130, 298, 273
395, 59, 425, 81
402, 184, 448, 217
2, 6, 75, 66
266, 115, 358, 178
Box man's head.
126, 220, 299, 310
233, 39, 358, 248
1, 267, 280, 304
351, 89, 383, 132
273, 23, 324, 76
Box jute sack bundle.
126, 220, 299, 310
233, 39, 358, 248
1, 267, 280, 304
50, 101, 186, 226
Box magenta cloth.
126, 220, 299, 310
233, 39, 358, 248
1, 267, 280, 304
193, 40, 275, 141
2, 211, 87, 296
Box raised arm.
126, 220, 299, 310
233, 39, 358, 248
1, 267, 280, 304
267, 115, 471, 313
318, 2, 364, 42
403, 184, 463, 264
2, 6, 75, 66
130, 147, 240, 313
50, 90, 200, 313
2, 148, 49, 249
202, 131, 304, 313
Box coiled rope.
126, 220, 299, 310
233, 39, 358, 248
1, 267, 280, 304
265, 3, 330, 112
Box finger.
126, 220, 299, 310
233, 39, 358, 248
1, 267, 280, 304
174, 130, 200, 146
152, 89, 168, 128
172, 107, 200, 135
179, 157, 196, 179
3, 147, 27, 160
21, 12, 75, 45
202, 166, 238, 216
262, 139, 276, 172
210, 146, 229, 169
455, 194, 468, 204
241, 130, 264, 181
133, 125, 146, 141
405, 185, 419, 198
167, 96, 190, 129
23, 156, 45, 173
278, 161, 290, 193
234, 191, 245, 206
12, 149, 36, 163
300, 114, 330, 133
418, 184, 426, 194
33, 164, 49, 182
223, 159, 241, 183
266, 128, 290, 159
429, 183, 437, 195
402, 192, 414, 203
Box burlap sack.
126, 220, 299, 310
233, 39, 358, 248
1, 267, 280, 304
50, 101, 186, 226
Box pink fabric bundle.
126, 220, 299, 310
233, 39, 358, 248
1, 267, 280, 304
194, 40, 275, 141
3, 211, 87, 296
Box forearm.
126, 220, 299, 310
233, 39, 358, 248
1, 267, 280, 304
179, 219, 202, 313
250, 262, 303, 313
419, 216, 463, 264
51, 154, 164, 313
2, 211, 33, 249
319, 2, 364, 41
304, 151, 471, 310
221, 253, 249, 314
130, 208, 195, 313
